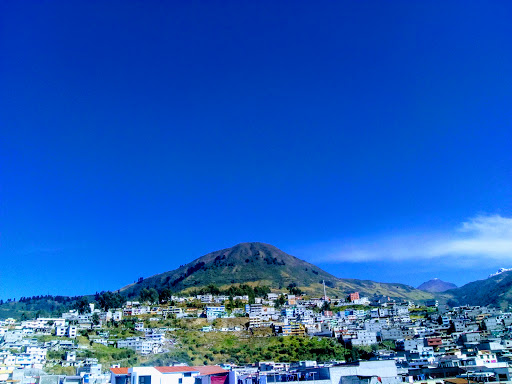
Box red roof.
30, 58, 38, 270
155, 367, 199, 373
110, 368, 129, 375
191, 366, 229, 375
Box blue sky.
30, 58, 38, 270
1, 1, 511, 300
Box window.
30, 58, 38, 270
179, 379, 183, 384
184, 373, 192, 377
139, 376, 151, 384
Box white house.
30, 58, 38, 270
206, 306, 226, 320
351, 330, 378, 346
66, 351, 76, 362
200, 295, 213, 303
113, 311, 123, 321
267, 293, 279, 301
130, 366, 200, 384
144, 332, 165, 344
135, 322, 145, 332
68, 325, 78, 338
117, 338, 158, 355
25, 346, 47, 364
15, 353, 33, 368
39, 318, 66, 327
55, 325, 77, 338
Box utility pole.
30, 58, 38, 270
323, 280, 327, 301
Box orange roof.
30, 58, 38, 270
155, 367, 199, 373
444, 379, 477, 384
110, 368, 129, 375
191, 366, 229, 375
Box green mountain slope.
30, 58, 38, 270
120, 242, 434, 301
440, 270, 512, 309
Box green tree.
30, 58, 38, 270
74, 296, 90, 314
253, 286, 271, 298
234, 298, 243, 308
275, 295, 286, 308
287, 283, 303, 296
140, 288, 150, 303
98, 291, 125, 311
226, 296, 234, 311
159, 288, 173, 303
447, 320, 456, 334
148, 288, 159, 304
204, 284, 220, 295
92, 313, 100, 325
380, 340, 396, 350
140, 288, 159, 304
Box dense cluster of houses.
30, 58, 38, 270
187, 294, 512, 381
2, 292, 512, 384
0, 302, 171, 372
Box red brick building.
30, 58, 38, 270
348, 292, 360, 302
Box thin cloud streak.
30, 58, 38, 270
320, 214, 512, 263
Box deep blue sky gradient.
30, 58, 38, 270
1, 1, 511, 299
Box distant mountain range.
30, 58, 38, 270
417, 278, 457, 293
5, 242, 512, 320
119, 242, 433, 301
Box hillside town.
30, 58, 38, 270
2, 290, 512, 384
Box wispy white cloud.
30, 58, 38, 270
317, 214, 512, 264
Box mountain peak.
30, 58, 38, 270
228, 242, 282, 253
119, 242, 434, 301
489, 268, 512, 278
417, 278, 457, 293
120, 242, 337, 296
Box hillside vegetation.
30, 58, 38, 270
148, 317, 351, 366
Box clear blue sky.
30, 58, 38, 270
1, 1, 511, 300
